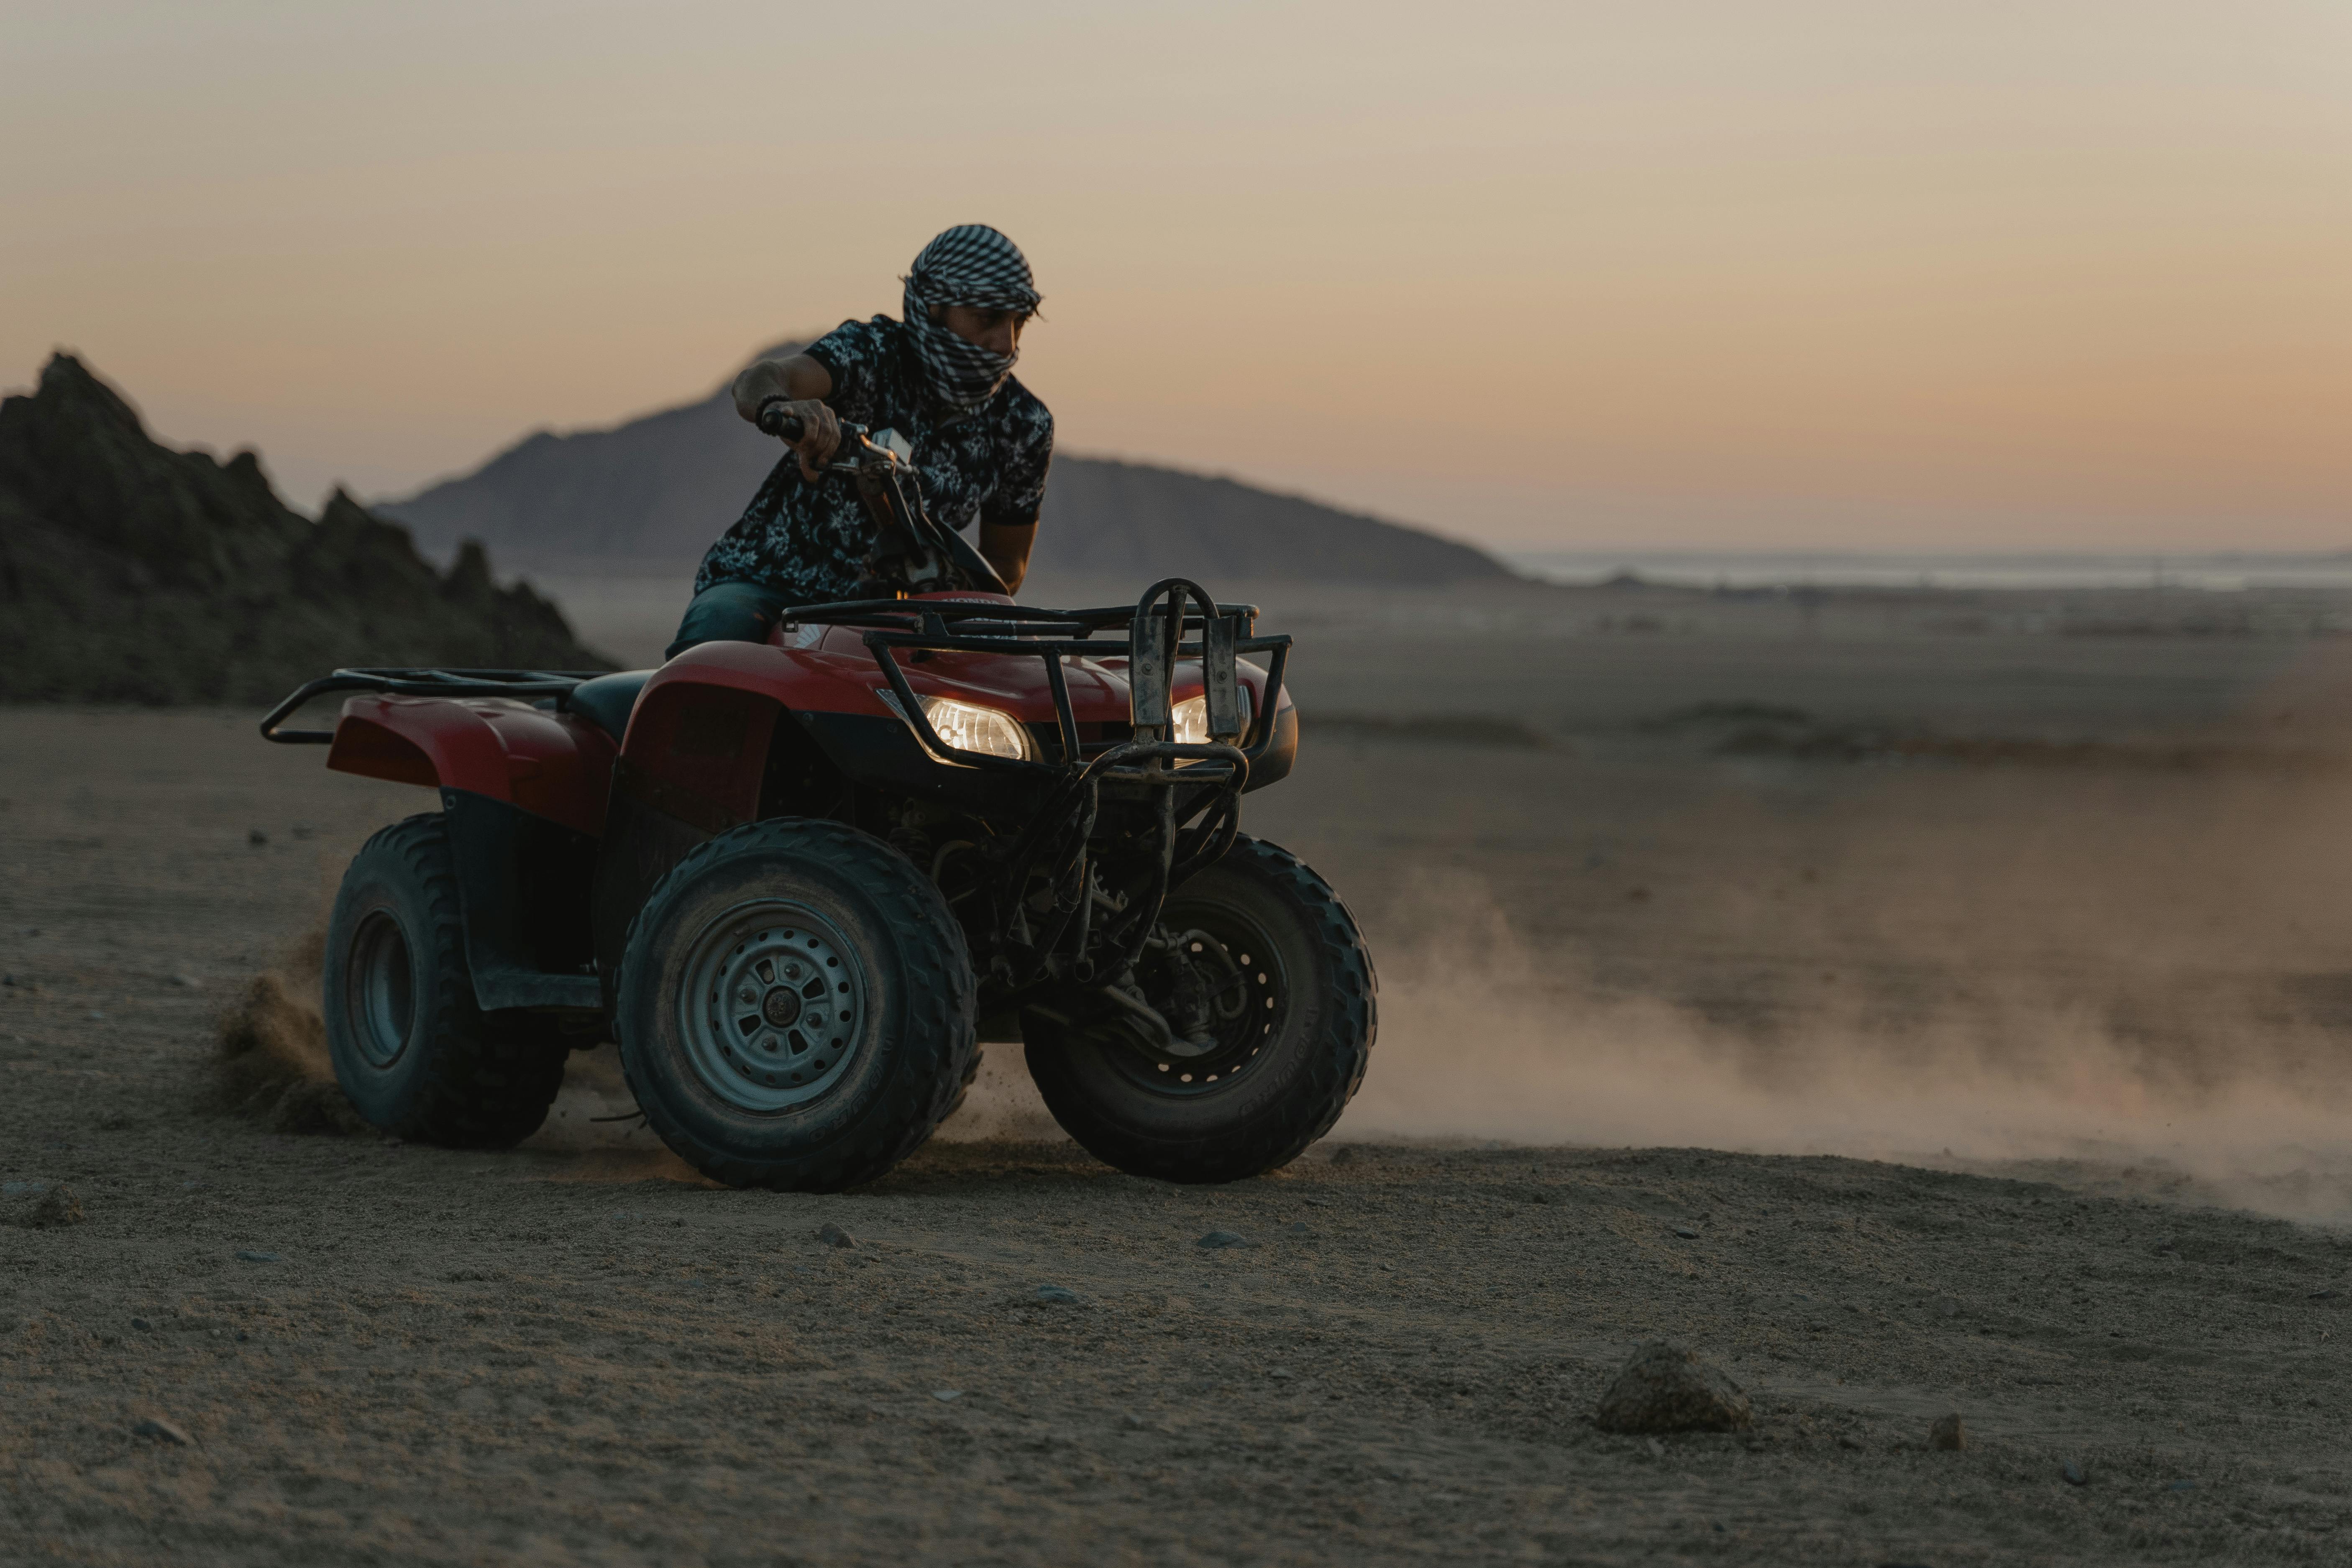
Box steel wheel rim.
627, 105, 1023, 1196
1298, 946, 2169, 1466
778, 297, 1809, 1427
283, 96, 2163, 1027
1108, 906, 1289, 1096
677, 899, 868, 1113
348, 909, 415, 1068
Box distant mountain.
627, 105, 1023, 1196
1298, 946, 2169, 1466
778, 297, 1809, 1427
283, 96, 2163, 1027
0, 355, 607, 703
379, 340, 1510, 585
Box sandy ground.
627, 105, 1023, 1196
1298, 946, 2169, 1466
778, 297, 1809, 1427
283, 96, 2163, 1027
8, 587, 2352, 1564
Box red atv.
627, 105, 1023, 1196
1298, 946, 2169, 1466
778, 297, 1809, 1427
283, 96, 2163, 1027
263, 420, 1374, 1189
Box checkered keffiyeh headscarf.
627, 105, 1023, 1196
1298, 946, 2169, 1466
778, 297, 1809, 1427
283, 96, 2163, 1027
902, 224, 1042, 413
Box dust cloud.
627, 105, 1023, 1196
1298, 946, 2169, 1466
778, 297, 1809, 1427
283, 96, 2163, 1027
221, 769, 2352, 1223
208, 925, 366, 1136
931, 1049, 1065, 1143
1347, 868, 2352, 1224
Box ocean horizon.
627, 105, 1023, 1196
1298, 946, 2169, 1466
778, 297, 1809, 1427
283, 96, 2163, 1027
1500, 549, 2352, 593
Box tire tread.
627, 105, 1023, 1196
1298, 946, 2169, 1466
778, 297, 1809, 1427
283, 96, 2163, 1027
1027, 836, 1374, 1184
614, 818, 975, 1192
331, 814, 569, 1149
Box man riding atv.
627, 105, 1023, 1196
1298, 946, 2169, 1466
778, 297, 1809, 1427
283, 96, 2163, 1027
671, 223, 1054, 657
265, 223, 1375, 1193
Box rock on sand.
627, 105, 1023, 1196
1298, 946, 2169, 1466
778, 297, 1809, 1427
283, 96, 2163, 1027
1593, 1340, 1753, 1434
28, 1184, 84, 1228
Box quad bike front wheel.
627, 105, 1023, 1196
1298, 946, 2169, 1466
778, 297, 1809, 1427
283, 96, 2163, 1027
1023, 836, 1375, 1183
614, 818, 977, 1191
322, 814, 571, 1147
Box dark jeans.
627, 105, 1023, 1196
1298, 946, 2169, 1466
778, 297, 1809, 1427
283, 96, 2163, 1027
666, 581, 796, 661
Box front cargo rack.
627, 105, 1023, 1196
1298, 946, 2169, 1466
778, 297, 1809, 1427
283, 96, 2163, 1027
784, 578, 1290, 783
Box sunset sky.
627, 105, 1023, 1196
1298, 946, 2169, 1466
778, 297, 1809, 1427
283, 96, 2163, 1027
4, 0, 2347, 550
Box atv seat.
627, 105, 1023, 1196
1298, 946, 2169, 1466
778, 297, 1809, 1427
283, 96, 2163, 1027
561, 670, 655, 744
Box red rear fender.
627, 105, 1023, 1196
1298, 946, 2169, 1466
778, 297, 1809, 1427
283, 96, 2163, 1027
326, 696, 618, 838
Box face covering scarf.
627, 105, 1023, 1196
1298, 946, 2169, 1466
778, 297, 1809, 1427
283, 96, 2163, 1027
901, 224, 1042, 414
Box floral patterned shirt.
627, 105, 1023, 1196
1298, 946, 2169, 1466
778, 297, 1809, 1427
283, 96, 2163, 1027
693, 315, 1054, 603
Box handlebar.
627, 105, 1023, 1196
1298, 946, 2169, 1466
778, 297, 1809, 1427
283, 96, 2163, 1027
752, 399, 1008, 595
756, 400, 806, 443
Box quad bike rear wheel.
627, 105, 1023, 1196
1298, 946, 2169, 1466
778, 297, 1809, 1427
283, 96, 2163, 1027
323, 814, 571, 1147
614, 818, 976, 1191
1023, 836, 1374, 1184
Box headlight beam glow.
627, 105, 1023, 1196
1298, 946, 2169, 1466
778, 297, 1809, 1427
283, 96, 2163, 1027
915, 694, 1034, 761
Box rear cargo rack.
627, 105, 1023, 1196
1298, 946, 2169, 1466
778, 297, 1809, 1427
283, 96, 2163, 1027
260, 668, 604, 744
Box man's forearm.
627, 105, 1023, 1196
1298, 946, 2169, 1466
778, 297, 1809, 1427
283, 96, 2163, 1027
730, 354, 833, 422
980, 520, 1037, 594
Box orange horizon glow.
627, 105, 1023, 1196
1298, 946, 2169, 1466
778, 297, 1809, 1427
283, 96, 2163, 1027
3, 1, 2347, 551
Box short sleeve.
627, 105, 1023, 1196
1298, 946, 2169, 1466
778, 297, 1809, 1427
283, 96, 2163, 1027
802, 317, 891, 422
982, 392, 1054, 529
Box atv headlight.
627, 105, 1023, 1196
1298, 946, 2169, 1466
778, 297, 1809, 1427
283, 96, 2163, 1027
1170, 691, 1252, 747
918, 695, 1035, 760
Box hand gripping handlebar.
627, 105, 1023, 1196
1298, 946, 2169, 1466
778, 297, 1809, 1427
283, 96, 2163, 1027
756, 399, 807, 442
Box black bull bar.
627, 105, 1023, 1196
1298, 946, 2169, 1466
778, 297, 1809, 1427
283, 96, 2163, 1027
835, 577, 1287, 775
819, 574, 1290, 864
794, 578, 1293, 984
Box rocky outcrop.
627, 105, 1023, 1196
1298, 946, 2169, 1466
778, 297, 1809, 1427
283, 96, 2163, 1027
0, 354, 608, 703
